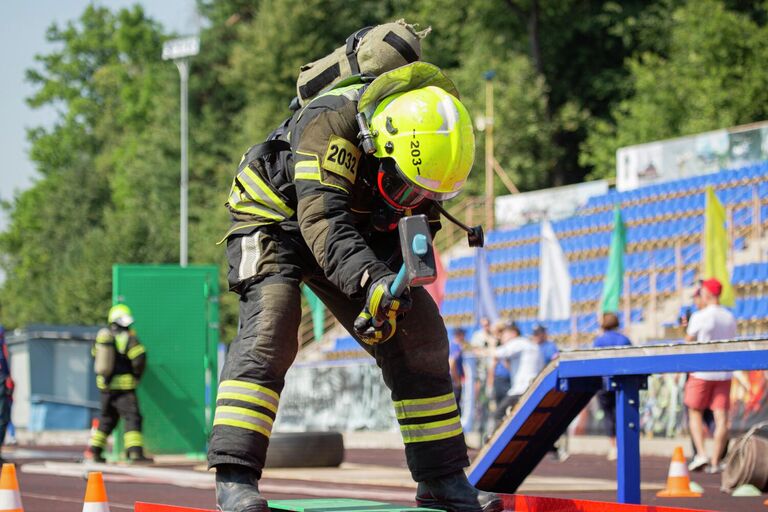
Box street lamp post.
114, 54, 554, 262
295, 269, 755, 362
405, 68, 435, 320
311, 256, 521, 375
483, 70, 496, 230
162, 36, 200, 267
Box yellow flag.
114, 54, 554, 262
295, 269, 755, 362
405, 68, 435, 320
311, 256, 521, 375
704, 186, 735, 307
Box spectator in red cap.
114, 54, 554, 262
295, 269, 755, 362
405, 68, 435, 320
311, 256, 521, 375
684, 277, 737, 474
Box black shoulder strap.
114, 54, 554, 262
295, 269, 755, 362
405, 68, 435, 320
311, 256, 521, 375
247, 140, 291, 161
345, 26, 372, 75
383, 30, 419, 63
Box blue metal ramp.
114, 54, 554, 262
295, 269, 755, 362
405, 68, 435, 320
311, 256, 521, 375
467, 338, 768, 504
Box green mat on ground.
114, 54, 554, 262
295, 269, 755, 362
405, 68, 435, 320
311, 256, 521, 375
268, 499, 440, 512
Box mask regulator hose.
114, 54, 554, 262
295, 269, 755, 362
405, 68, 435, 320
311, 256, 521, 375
432, 202, 484, 248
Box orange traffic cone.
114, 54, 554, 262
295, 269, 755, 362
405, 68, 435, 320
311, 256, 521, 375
82, 472, 110, 512
0, 463, 23, 512
656, 446, 701, 497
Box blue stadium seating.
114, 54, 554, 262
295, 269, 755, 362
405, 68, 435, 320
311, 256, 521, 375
439, 161, 767, 338
330, 162, 767, 353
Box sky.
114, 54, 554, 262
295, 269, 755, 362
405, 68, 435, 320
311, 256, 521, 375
0, 0, 199, 232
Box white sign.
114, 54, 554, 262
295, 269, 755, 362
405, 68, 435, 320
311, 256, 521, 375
162, 36, 200, 60
494, 180, 609, 226
616, 121, 768, 191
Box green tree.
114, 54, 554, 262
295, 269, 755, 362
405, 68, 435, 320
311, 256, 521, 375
582, 0, 768, 178
0, 5, 176, 326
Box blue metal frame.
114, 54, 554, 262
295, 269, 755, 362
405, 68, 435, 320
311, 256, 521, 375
468, 340, 768, 505
611, 375, 645, 504
558, 346, 768, 378
468, 371, 559, 482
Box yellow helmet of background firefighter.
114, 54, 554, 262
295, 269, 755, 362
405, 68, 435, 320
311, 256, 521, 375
108, 304, 134, 328
369, 86, 474, 210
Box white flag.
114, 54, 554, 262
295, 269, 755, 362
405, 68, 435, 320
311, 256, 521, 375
538, 220, 571, 320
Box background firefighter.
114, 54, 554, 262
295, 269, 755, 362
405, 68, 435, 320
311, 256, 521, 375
86, 303, 151, 463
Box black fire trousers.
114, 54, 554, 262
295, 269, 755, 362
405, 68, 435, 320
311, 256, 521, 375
92, 390, 143, 453
208, 224, 469, 482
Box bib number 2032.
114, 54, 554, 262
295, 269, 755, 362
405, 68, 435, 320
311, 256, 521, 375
327, 144, 357, 170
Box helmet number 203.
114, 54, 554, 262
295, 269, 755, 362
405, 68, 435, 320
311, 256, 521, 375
411, 138, 422, 174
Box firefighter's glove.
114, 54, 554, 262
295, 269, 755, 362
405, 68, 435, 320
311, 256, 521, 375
354, 310, 396, 345
365, 274, 412, 323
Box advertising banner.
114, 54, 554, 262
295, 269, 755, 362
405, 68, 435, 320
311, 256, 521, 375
494, 180, 609, 226
616, 121, 768, 191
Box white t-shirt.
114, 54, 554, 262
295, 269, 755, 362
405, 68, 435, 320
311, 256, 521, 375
495, 336, 544, 396
686, 304, 738, 381
471, 329, 495, 348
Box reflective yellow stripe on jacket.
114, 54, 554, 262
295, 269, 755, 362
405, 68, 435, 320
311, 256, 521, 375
127, 344, 145, 360
228, 165, 294, 221
96, 373, 137, 391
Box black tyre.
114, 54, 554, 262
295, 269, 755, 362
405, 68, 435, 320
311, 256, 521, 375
265, 431, 345, 468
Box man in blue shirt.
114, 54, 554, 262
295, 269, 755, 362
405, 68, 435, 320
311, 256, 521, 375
532, 324, 559, 365
593, 312, 631, 460
593, 313, 632, 348
0, 325, 13, 463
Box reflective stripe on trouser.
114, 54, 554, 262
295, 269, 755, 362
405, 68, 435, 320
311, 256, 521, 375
394, 392, 463, 443
207, 272, 303, 476
124, 430, 143, 449
96, 390, 143, 449
90, 429, 108, 449
213, 380, 279, 438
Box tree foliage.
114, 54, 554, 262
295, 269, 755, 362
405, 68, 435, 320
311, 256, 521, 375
1, 0, 766, 334
582, 0, 768, 178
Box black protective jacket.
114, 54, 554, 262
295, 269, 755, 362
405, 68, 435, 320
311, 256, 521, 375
223, 83, 439, 300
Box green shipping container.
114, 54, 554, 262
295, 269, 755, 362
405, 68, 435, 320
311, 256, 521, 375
113, 264, 219, 456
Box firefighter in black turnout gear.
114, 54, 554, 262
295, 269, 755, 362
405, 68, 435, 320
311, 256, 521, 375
208, 62, 501, 512
87, 304, 151, 463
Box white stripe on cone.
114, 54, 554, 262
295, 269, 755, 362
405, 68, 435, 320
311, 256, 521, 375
668, 461, 690, 478
0, 488, 23, 509
82, 501, 110, 512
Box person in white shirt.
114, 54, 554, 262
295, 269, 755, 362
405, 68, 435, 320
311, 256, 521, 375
471, 317, 496, 349
490, 322, 544, 430
684, 278, 737, 473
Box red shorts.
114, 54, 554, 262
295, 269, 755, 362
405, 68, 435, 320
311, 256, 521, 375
684, 376, 731, 411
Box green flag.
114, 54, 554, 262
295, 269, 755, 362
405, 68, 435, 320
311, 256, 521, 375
704, 186, 735, 307
600, 206, 626, 313
302, 286, 325, 342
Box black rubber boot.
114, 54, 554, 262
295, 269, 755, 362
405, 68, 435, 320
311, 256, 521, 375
416, 470, 503, 512
126, 446, 154, 464
216, 464, 269, 512
86, 447, 106, 463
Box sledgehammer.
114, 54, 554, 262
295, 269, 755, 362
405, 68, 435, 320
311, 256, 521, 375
390, 214, 438, 294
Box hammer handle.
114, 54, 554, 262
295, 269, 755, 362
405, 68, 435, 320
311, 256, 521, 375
371, 265, 408, 328
390, 264, 408, 297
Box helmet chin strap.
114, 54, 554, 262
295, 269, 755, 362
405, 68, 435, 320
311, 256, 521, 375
431, 201, 485, 248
